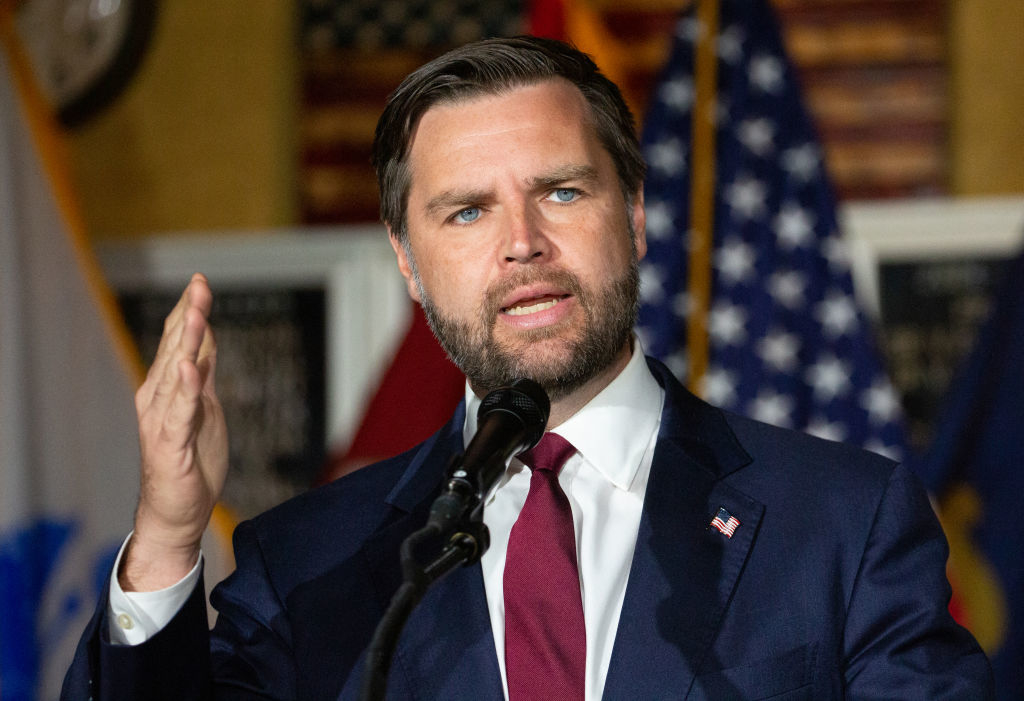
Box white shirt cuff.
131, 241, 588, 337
106, 532, 203, 645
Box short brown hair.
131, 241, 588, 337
372, 36, 646, 241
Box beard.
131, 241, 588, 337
412, 252, 640, 401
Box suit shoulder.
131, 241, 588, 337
721, 410, 900, 494
215, 443, 438, 600
249, 445, 422, 535
649, 354, 897, 487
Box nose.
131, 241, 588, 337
501, 203, 550, 264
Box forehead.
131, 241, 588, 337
405, 79, 603, 185
416, 77, 593, 134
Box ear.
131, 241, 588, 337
630, 190, 647, 261
388, 227, 422, 303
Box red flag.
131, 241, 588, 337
529, 0, 567, 39
319, 304, 464, 482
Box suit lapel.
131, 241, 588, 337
603, 360, 764, 699
359, 403, 503, 700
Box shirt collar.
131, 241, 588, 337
463, 340, 664, 491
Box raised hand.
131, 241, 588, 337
119, 274, 228, 592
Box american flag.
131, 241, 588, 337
636, 0, 906, 461
301, 0, 522, 51
710, 507, 741, 538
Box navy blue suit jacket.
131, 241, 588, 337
62, 359, 992, 699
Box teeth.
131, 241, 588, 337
506, 298, 559, 316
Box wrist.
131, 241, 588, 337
118, 529, 202, 592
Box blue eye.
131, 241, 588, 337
551, 188, 578, 203
454, 207, 480, 223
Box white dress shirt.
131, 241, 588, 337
469, 344, 663, 701
109, 344, 664, 701
107, 533, 203, 644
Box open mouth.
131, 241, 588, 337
501, 294, 571, 316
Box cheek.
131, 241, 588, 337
419, 250, 489, 310
576, 228, 636, 281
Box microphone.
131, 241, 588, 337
364, 381, 548, 701
426, 379, 550, 537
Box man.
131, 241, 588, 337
63, 36, 991, 699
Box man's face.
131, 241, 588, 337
390, 79, 647, 400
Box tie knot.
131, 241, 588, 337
519, 433, 576, 474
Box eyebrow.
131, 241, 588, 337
424, 188, 493, 220
528, 164, 600, 190
421, 164, 602, 220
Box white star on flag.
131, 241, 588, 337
702, 366, 739, 408
646, 137, 686, 177
749, 53, 784, 93
738, 117, 775, 157
709, 301, 748, 347
645, 200, 675, 241
822, 235, 851, 272
863, 438, 900, 461
768, 270, 808, 309
639, 264, 666, 304
815, 290, 859, 339
715, 237, 757, 285
659, 76, 695, 113
717, 25, 745, 65
806, 416, 847, 442
781, 142, 820, 182
806, 354, 853, 402
774, 203, 815, 249
860, 378, 902, 425
748, 389, 794, 427
725, 175, 767, 220
756, 329, 800, 373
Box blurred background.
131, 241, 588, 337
2, 0, 1023, 699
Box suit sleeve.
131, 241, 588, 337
842, 463, 993, 699
60, 570, 212, 701
61, 520, 298, 700
205, 518, 298, 699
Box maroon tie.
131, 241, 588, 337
504, 433, 586, 701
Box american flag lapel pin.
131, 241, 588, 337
710, 507, 741, 539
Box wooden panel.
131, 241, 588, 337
299, 48, 444, 223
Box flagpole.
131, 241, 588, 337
686, 0, 720, 394
0, 4, 146, 385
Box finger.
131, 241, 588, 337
186, 273, 213, 320
154, 275, 212, 373
152, 275, 204, 367
145, 299, 209, 420
158, 358, 205, 455
196, 326, 218, 394
139, 275, 212, 411
180, 306, 208, 366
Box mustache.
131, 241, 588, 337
480, 267, 586, 320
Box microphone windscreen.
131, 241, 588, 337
477, 379, 550, 451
